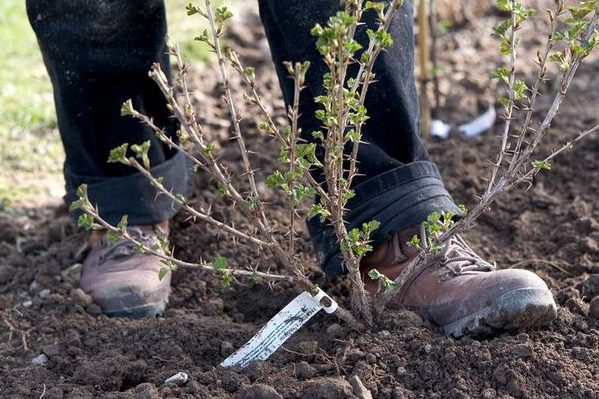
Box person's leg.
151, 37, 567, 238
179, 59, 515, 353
258, 0, 458, 276
258, 0, 556, 336
27, 0, 186, 317
26, 0, 188, 225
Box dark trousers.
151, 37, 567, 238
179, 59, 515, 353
27, 0, 458, 276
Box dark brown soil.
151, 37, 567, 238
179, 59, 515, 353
1, 3, 598, 398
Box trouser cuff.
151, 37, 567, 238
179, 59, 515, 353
64, 151, 190, 226
307, 161, 461, 277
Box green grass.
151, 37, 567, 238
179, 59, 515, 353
0, 0, 223, 209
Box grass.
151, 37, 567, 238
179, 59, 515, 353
0, 0, 224, 210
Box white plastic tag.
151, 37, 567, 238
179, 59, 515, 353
220, 288, 338, 369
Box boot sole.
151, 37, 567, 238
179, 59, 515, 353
441, 287, 557, 338
103, 300, 167, 319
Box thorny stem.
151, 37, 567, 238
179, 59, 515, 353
79, 162, 362, 326
512, 122, 599, 186
125, 105, 210, 174
227, 51, 332, 204
375, 1, 599, 311
524, 6, 599, 155
508, 4, 561, 174
205, 0, 268, 231
172, 43, 206, 142
322, 0, 402, 324
149, 58, 315, 288
128, 158, 272, 248
322, 4, 372, 324
487, 0, 519, 191
143, 38, 368, 328
148, 65, 246, 204
227, 51, 288, 145
288, 63, 303, 256
348, 0, 403, 189
80, 199, 293, 282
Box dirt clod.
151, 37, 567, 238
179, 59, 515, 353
581, 274, 599, 299
0, 264, 15, 284
220, 340, 235, 357
301, 377, 356, 399
69, 288, 93, 307
295, 360, 316, 380
589, 297, 599, 320
236, 383, 282, 399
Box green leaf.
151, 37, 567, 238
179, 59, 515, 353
69, 199, 84, 212
215, 7, 233, 25
117, 215, 128, 232
492, 20, 511, 38
131, 141, 151, 170
497, 0, 511, 12
194, 29, 210, 44
308, 203, 330, 222
105, 230, 120, 245
213, 256, 228, 271
221, 272, 233, 287
120, 99, 137, 117
361, 220, 380, 238
265, 170, 287, 188
408, 234, 421, 250
186, 4, 204, 16
244, 66, 255, 80
491, 66, 511, 84
108, 143, 130, 165
250, 275, 263, 285
367, 268, 398, 290
158, 267, 169, 281
77, 214, 98, 231
513, 80, 529, 101
532, 159, 552, 171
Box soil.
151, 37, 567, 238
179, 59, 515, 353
1, 2, 598, 398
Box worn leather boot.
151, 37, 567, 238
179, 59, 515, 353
80, 222, 171, 318
361, 226, 558, 337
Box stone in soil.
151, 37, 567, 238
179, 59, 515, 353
31, 354, 48, 366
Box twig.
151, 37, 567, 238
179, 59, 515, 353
38, 384, 46, 399
511, 258, 571, 275
128, 158, 272, 248
375, 2, 599, 310
512, 122, 599, 186
488, 0, 519, 191
287, 62, 303, 256
79, 199, 294, 282
3, 317, 28, 351
205, 0, 265, 227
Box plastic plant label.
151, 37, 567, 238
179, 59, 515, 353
220, 288, 338, 369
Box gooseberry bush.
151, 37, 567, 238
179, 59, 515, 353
73, 0, 599, 326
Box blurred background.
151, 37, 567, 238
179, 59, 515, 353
0, 0, 226, 212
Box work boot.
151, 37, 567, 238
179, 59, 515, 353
361, 226, 558, 337
80, 221, 171, 318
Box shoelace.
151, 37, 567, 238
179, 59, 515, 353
98, 226, 166, 265
390, 226, 495, 276
441, 235, 495, 276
